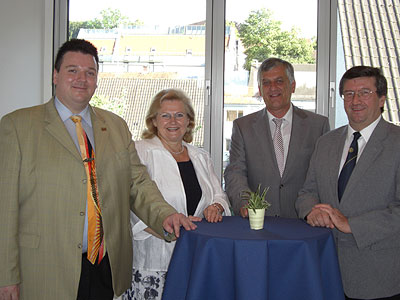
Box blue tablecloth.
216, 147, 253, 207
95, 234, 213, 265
163, 216, 344, 300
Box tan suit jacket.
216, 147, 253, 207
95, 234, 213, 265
0, 99, 176, 299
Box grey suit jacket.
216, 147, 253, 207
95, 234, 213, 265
224, 105, 329, 217
0, 99, 177, 299
296, 118, 400, 298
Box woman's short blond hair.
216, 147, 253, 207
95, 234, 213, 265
141, 88, 196, 143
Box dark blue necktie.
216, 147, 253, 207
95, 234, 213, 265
338, 132, 361, 201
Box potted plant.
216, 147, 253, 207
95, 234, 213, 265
241, 184, 271, 230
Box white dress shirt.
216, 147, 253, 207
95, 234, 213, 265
267, 105, 293, 169
338, 116, 381, 176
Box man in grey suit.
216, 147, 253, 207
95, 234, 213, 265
296, 66, 400, 299
224, 58, 329, 218
0, 39, 198, 300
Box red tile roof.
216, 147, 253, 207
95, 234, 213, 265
95, 77, 205, 146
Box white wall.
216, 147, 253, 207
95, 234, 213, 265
0, 0, 53, 118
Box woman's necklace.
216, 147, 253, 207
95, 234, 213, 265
159, 135, 184, 155
168, 144, 184, 155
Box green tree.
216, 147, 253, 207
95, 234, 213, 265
97, 8, 128, 29
69, 20, 102, 39
69, 8, 142, 39
237, 9, 316, 70
90, 94, 126, 118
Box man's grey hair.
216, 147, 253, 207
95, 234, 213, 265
257, 58, 295, 87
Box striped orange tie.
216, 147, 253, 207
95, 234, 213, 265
71, 115, 105, 264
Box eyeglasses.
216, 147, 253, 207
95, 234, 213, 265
341, 89, 377, 101
158, 112, 186, 120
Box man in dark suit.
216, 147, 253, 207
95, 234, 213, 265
0, 39, 197, 300
224, 57, 330, 218
296, 66, 400, 299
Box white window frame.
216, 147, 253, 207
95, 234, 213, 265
53, 0, 337, 180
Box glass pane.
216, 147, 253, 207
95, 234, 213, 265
335, 1, 400, 128
69, 0, 206, 147
223, 0, 318, 169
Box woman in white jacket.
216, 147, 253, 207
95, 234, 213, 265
122, 89, 231, 300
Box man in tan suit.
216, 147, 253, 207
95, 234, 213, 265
0, 39, 197, 300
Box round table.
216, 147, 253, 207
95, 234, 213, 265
162, 216, 344, 300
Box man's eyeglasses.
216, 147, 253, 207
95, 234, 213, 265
341, 89, 377, 101
158, 112, 186, 120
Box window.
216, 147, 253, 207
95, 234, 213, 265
62, 0, 400, 178
226, 110, 237, 122
334, 0, 400, 127
223, 0, 319, 171
225, 139, 231, 152
68, 0, 207, 148
226, 110, 244, 121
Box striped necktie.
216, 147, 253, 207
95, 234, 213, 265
272, 118, 285, 177
71, 115, 105, 264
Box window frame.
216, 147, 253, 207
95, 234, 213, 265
53, 0, 337, 180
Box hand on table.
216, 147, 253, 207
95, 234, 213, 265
0, 285, 19, 300
239, 206, 248, 218
314, 204, 351, 233
188, 215, 201, 222
163, 213, 200, 238
203, 203, 223, 223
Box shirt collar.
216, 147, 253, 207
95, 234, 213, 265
347, 115, 381, 144
54, 97, 92, 127
266, 104, 293, 124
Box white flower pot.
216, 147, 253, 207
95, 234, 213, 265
248, 208, 265, 230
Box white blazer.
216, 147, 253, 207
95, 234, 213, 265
131, 136, 231, 271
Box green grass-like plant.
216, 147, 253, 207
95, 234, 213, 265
241, 184, 271, 214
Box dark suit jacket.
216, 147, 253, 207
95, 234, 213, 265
296, 118, 400, 298
224, 105, 329, 217
0, 99, 177, 299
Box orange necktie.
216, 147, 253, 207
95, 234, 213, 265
71, 115, 105, 264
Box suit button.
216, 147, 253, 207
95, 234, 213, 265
77, 243, 82, 249
82, 179, 87, 184
80, 212, 85, 216
279, 184, 284, 188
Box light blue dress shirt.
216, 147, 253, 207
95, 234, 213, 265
54, 97, 95, 253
